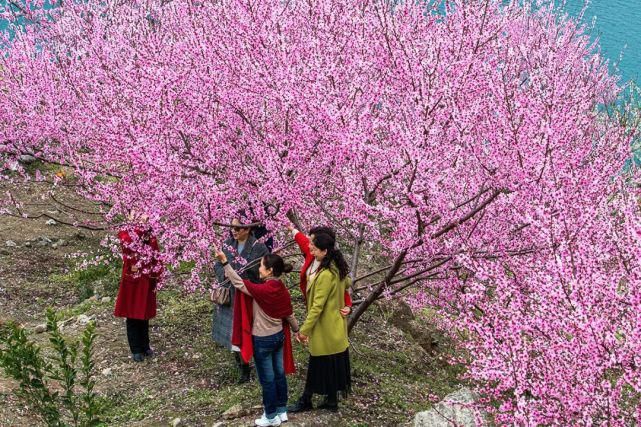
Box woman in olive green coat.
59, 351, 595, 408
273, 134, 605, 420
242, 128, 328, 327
288, 232, 351, 413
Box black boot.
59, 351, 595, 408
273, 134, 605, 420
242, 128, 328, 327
317, 392, 338, 412
234, 352, 251, 384
238, 362, 251, 384
287, 394, 313, 413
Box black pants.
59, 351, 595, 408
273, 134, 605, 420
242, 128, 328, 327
126, 318, 150, 354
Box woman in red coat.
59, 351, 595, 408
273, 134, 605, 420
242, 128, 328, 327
288, 225, 352, 312
114, 227, 163, 362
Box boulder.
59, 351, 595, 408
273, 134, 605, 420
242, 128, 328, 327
414, 388, 487, 427
5, 240, 17, 247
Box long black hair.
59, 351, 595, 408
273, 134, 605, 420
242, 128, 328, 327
312, 232, 349, 280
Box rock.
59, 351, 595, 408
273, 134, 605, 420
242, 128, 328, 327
5, 240, 17, 247
76, 314, 92, 325
101, 296, 111, 304
34, 324, 47, 334
211, 423, 224, 427
170, 418, 182, 427
46, 210, 60, 215
24, 241, 32, 247
36, 236, 53, 246
46, 219, 57, 226
222, 403, 249, 420
18, 154, 37, 164
73, 231, 87, 240
414, 388, 487, 427
0, 249, 9, 256
101, 368, 112, 376
192, 353, 201, 360
52, 239, 67, 249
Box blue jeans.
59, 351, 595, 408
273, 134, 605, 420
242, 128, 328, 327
253, 330, 287, 418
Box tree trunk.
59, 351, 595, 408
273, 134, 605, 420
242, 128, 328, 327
349, 225, 365, 281
348, 249, 407, 333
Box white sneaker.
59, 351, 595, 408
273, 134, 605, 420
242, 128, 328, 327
255, 414, 282, 427
261, 411, 288, 423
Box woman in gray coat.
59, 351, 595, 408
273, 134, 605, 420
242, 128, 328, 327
211, 219, 269, 383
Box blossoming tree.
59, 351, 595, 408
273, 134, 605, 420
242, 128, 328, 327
1, 0, 640, 423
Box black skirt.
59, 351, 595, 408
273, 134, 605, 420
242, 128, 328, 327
304, 348, 351, 396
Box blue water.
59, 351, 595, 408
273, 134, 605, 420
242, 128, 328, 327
0, 0, 639, 83
563, 0, 640, 84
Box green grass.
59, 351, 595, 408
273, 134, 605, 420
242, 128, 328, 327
348, 318, 464, 414
51, 257, 122, 301
101, 390, 164, 423
54, 299, 97, 320
20, 159, 59, 175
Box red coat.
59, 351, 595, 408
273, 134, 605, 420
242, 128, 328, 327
114, 230, 162, 320
294, 231, 352, 307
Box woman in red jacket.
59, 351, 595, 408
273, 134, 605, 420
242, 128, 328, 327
114, 226, 163, 362
288, 225, 352, 314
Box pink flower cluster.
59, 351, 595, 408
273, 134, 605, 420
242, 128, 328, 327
1, 0, 639, 422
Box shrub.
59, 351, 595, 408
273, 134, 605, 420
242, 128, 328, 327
0, 309, 103, 426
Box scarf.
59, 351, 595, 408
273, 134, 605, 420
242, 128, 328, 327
231, 278, 296, 374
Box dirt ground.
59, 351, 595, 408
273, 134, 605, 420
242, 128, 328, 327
0, 175, 462, 426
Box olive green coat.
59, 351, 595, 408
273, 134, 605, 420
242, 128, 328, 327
299, 265, 350, 356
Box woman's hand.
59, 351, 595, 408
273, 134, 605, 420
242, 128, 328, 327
287, 225, 294, 232
214, 247, 227, 264
295, 332, 309, 345
339, 306, 352, 317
